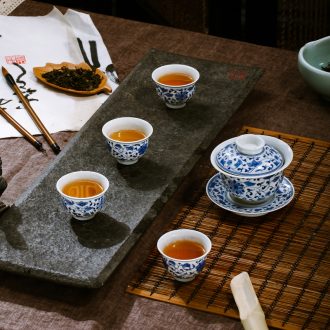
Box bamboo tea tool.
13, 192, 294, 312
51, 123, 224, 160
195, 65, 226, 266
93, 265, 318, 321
230, 272, 268, 330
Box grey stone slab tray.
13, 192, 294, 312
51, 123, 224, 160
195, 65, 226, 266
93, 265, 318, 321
0, 49, 262, 287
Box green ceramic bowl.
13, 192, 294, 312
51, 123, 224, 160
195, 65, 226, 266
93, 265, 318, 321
298, 36, 330, 101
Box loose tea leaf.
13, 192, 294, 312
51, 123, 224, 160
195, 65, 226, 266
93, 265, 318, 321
321, 62, 330, 72
42, 66, 102, 91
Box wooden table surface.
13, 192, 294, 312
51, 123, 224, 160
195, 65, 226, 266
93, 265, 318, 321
0, 1, 329, 329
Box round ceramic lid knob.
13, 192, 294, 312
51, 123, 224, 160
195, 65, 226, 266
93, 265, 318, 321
235, 134, 265, 155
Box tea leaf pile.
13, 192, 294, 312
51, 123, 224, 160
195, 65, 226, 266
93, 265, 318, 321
42, 67, 102, 91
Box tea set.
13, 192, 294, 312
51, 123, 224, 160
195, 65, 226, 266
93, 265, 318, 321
54, 63, 295, 283
56, 63, 199, 219
207, 134, 294, 217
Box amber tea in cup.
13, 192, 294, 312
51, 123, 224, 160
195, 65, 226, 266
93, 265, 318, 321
163, 239, 205, 259
62, 179, 104, 198
56, 171, 109, 221
157, 229, 212, 282
152, 64, 200, 109
102, 117, 153, 165
110, 129, 146, 142
157, 73, 194, 86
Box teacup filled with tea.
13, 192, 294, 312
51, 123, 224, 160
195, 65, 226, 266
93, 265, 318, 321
56, 171, 109, 220
102, 117, 153, 165
157, 229, 212, 282
152, 64, 200, 109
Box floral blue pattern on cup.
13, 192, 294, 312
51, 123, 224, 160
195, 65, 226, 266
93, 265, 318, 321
221, 171, 283, 204
161, 255, 206, 282
152, 64, 200, 109
154, 84, 196, 109
216, 143, 283, 176
105, 139, 149, 164
56, 171, 109, 221
61, 195, 105, 220
157, 229, 212, 282
102, 117, 153, 165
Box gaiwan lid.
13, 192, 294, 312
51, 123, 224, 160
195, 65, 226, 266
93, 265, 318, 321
215, 134, 284, 176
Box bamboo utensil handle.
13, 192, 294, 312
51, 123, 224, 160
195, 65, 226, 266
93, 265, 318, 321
0, 106, 45, 153
2, 66, 60, 154
230, 272, 269, 330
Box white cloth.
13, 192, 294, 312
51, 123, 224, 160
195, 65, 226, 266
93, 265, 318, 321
0, 7, 118, 138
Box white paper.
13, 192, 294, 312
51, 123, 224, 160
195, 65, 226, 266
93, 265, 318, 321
0, 7, 118, 139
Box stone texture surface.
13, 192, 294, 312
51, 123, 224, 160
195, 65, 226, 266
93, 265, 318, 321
0, 49, 261, 287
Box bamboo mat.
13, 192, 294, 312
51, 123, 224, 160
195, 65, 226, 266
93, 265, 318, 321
127, 127, 330, 330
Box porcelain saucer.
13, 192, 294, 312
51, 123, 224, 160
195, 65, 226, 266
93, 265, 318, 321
206, 174, 294, 217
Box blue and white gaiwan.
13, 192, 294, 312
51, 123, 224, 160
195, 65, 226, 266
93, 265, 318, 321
210, 134, 293, 204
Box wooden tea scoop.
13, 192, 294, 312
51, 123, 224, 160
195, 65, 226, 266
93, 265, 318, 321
33, 62, 112, 95
230, 272, 268, 330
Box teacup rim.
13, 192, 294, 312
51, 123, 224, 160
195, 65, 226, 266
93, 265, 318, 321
102, 116, 153, 143
56, 170, 109, 201
151, 63, 200, 87
157, 228, 212, 262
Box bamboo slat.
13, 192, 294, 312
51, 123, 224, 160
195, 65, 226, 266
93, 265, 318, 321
127, 127, 330, 330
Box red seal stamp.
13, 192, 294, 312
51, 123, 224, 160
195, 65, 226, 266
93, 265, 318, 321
5, 55, 26, 65
227, 69, 247, 81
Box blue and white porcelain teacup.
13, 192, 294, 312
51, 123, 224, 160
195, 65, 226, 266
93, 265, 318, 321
157, 229, 212, 282
211, 134, 293, 205
102, 117, 153, 165
152, 64, 200, 109
56, 171, 109, 221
